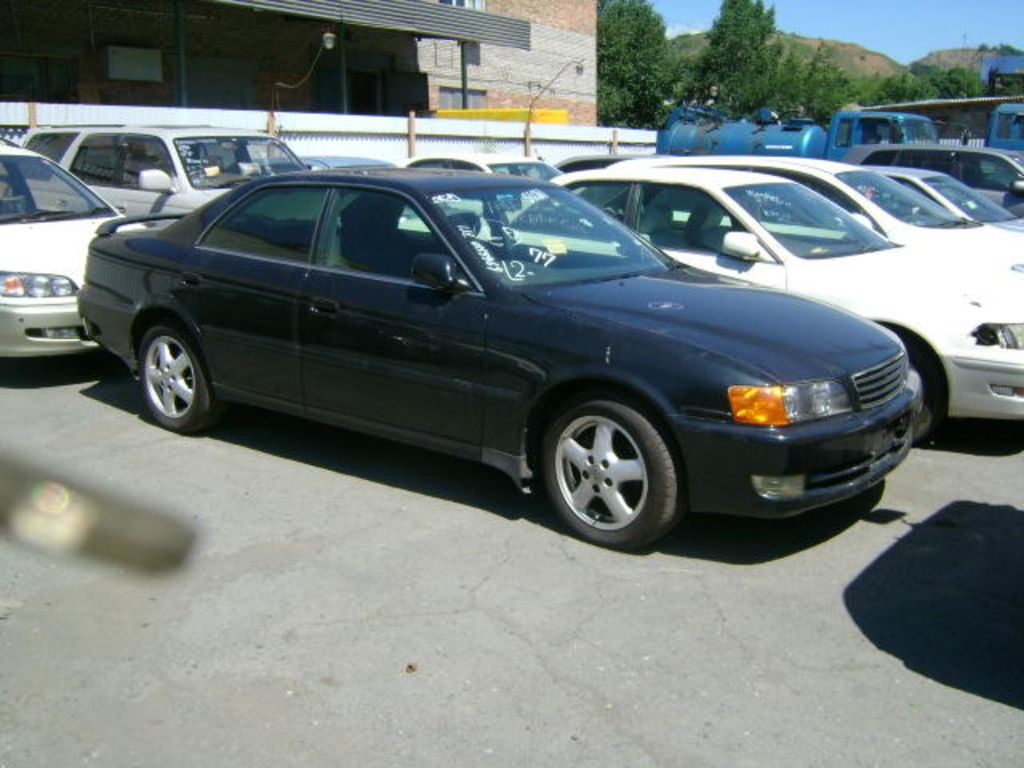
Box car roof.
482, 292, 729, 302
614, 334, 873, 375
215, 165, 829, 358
864, 165, 942, 180
0, 144, 44, 158
407, 153, 550, 165
556, 165, 800, 190
242, 167, 560, 193
25, 125, 279, 140
847, 142, 1024, 162
611, 155, 858, 176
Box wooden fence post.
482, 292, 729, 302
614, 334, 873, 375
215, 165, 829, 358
407, 111, 417, 158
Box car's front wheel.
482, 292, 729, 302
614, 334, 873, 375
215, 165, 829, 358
138, 324, 222, 433
542, 395, 683, 550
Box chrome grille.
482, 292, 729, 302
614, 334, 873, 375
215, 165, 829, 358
852, 353, 907, 409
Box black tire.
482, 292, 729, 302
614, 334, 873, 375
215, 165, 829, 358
906, 337, 947, 443
541, 395, 683, 550
138, 323, 222, 433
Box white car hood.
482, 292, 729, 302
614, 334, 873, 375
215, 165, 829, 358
882, 222, 1024, 273
0, 216, 113, 286
787, 243, 1022, 326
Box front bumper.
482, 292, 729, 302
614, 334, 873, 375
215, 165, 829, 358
947, 352, 1024, 420
0, 298, 96, 357
673, 388, 916, 518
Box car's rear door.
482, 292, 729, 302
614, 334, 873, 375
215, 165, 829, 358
299, 186, 488, 449
185, 184, 329, 409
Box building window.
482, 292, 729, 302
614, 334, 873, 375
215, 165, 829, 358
440, 0, 486, 9
438, 87, 487, 110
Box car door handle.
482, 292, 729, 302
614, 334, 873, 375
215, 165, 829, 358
309, 298, 338, 315
181, 272, 200, 286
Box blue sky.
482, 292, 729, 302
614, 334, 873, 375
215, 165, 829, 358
650, 0, 1023, 65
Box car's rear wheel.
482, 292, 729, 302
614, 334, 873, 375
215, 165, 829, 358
139, 324, 222, 433
542, 395, 683, 550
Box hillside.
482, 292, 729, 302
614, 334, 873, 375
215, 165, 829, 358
668, 31, 906, 79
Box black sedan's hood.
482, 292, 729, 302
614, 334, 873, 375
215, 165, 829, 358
522, 269, 900, 383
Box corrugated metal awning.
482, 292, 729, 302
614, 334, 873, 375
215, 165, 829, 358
204, 0, 531, 49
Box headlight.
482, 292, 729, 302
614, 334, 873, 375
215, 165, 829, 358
729, 380, 852, 426
973, 323, 1024, 350
1, 273, 78, 298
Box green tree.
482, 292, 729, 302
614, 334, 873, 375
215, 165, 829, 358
926, 67, 984, 99
695, 0, 781, 115
597, 0, 672, 128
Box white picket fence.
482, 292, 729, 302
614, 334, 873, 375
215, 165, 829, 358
0, 102, 657, 164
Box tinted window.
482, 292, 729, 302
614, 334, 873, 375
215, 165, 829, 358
408, 159, 452, 170
863, 149, 898, 165
636, 183, 740, 253
958, 154, 1020, 191
0, 154, 111, 223
318, 189, 444, 279
24, 132, 76, 161
860, 118, 893, 145
487, 162, 561, 181
571, 181, 632, 220
201, 187, 328, 261
70, 134, 119, 186
834, 119, 854, 149
901, 150, 954, 174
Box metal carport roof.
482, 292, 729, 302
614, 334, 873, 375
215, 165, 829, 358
204, 0, 531, 49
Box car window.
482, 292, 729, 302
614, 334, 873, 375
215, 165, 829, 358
727, 182, 891, 259
635, 183, 741, 253
571, 182, 632, 220
486, 162, 561, 181
837, 169, 962, 227
200, 186, 328, 262
922, 174, 1016, 223
408, 159, 451, 170
70, 134, 120, 187
834, 119, 854, 149
174, 136, 305, 190
863, 149, 898, 165
958, 153, 1019, 191
859, 118, 893, 145
122, 135, 174, 189
317, 188, 445, 279
24, 132, 77, 162
0, 154, 111, 223
902, 150, 954, 174
430, 184, 669, 287
761, 168, 864, 215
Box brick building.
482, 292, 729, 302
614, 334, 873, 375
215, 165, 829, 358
0, 0, 597, 125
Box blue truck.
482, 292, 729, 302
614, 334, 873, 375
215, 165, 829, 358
655, 106, 939, 160
987, 103, 1024, 150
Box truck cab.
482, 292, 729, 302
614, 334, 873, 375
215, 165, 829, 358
826, 111, 938, 161
988, 103, 1024, 151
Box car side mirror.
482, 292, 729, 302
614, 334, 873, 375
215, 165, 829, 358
722, 231, 764, 262
1010, 180, 1024, 197
138, 168, 174, 193
412, 252, 472, 293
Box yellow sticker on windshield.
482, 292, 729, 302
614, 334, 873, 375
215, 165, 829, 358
544, 239, 568, 255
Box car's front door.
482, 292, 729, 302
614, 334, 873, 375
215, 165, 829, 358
186, 184, 329, 409
633, 182, 787, 289
300, 187, 488, 449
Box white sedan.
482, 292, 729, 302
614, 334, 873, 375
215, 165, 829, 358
1, 146, 119, 356
556, 166, 1024, 438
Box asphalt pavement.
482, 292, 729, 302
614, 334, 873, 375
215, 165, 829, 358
1, 352, 1021, 768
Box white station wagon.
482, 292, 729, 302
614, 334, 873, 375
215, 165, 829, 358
23, 125, 306, 217
557, 166, 1024, 439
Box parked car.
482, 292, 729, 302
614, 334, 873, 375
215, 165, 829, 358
844, 143, 1024, 217
608, 155, 1024, 273
1, 137, 18, 147
79, 169, 915, 550
1, 145, 119, 356
302, 155, 396, 170
556, 153, 654, 174
403, 153, 561, 180
556, 165, 1024, 439
22, 125, 306, 216
869, 165, 1024, 235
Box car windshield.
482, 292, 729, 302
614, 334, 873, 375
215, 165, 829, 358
428, 184, 672, 287
726, 181, 894, 259
837, 169, 966, 228
485, 161, 562, 181
174, 136, 305, 190
921, 174, 1017, 223
0, 154, 113, 224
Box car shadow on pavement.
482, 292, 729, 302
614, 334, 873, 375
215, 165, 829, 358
77, 378, 904, 564
922, 418, 1024, 457
0, 352, 125, 389
844, 501, 1024, 710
